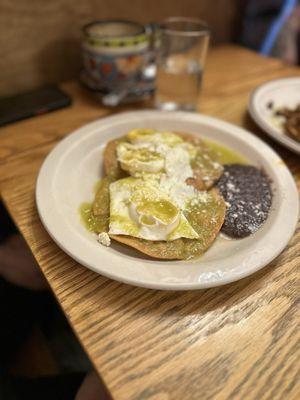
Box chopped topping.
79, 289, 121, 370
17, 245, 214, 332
98, 232, 111, 247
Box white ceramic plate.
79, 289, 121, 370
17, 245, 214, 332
249, 77, 300, 155
36, 111, 299, 290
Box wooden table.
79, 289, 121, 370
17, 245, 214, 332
0, 45, 299, 400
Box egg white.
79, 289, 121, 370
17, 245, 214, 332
109, 177, 199, 241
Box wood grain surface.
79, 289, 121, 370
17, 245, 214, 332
0, 46, 299, 400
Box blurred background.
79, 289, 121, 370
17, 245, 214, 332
0, 0, 299, 97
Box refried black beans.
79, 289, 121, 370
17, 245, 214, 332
217, 165, 272, 238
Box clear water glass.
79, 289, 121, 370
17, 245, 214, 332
155, 17, 210, 111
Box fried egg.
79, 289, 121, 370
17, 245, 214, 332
116, 130, 197, 178
116, 142, 164, 175
109, 177, 199, 241
127, 129, 184, 146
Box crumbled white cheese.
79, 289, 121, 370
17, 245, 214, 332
98, 232, 111, 247
189, 192, 209, 206
226, 182, 235, 190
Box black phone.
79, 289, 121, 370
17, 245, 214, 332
0, 86, 72, 127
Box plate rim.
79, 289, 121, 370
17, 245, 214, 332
248, 76, 300, 155
36, 110, 299, 290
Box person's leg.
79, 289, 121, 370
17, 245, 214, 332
0, 201, 88, 399
75, 370, 111, 400
0, 233, 48, 290
0, 200, 17, 242
0, 200, 47, 290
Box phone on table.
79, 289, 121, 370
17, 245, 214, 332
0, 86, 72, 127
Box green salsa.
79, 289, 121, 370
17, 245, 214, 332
136, 199, 178, 224
203, 139, 248, 165
80, 202, 108, 233
93, 179, 102, 193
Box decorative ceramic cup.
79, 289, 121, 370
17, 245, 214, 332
82, 20, 154, 92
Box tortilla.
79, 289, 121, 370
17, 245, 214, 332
92, 177, 226, 260
103, 138, 126, 181
110, 188, 226, 260
92, 176, 111, 217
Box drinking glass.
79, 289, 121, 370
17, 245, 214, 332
155, 17, 210, 111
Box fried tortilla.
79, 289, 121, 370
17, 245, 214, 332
103, 138, 126, 181
111, 188, 226, 260
92, 177, 226, 260
93, 131, 227, 259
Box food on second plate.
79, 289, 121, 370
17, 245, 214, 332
80, 129, 273, 260
274, 104, 300, 142
217, 165, 272, 238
